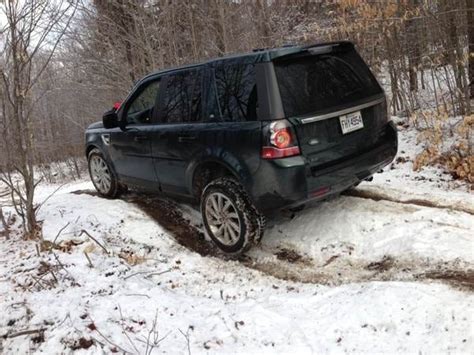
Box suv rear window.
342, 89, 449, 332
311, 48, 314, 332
274, 49, 381, 117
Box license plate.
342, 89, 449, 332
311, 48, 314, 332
339, 111, 364, 134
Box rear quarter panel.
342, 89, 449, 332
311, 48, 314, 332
185, 121, 262, 195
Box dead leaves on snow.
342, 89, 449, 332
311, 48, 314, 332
412, 113, 474, 187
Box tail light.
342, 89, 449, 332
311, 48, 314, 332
261, 119, 301, 159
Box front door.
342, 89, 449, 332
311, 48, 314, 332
109, 79, 161, 189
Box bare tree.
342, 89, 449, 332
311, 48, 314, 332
0, 0, 77, 238
468, 0, 474, 98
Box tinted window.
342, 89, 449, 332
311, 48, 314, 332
126, 80, 160, 124
215, 64, 258, 121
161, 69, 202, 123
274, 49, 381, 117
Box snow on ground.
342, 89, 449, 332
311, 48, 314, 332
0, 124, 473, 354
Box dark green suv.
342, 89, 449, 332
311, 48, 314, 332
85, 41, 397, 254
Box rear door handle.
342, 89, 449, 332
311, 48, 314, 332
178, 136, 197, 143
134, 135, 149, 142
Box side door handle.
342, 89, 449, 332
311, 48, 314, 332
178, 135, 197, 143
134, 134, 149, 142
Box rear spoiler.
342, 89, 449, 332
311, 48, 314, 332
270, 41, 354, 62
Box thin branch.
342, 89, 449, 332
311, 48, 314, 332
1, 328, 46, 339
123, 268, 172, 280
35, 182, 67, 214
79, 229, 109, 254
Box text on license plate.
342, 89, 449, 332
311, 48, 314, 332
339, 111, 364, 134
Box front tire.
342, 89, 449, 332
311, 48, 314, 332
201, 178, 265, 254
88, 148, 120, 198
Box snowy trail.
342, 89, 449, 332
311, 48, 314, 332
1, 178, 473, 354
70, 182, 474, 291
168, 192, 474, 289
258, 192, 473, 264
3, 179, 473, 288
345, 184, 474, 215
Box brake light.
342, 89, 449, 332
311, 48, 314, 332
261, 120, 300, 159
261, 146, 300, 159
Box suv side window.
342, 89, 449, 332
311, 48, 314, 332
161, 69, 202, 123
215, 63, 258, 121
125, 80, 160, 125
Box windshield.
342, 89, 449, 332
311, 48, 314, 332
274, 49, 382, 117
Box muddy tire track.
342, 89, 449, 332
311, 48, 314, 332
344, 188, 474, 215
71, 189, 474, 292
245, 253, 474, 292
72, 189, 218, 257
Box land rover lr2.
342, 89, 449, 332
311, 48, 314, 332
85, 41, 398, 254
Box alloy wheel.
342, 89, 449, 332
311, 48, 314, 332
89, 155, 112, 194
204, 192, 242, 246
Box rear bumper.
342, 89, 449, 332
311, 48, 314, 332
250, 122, 398, 211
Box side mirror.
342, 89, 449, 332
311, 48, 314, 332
102, 109, 118, 129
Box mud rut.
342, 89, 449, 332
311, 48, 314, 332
71, 190, 474, 292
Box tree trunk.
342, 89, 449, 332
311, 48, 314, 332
212, 0, 228, 55
468, 0, 474, 98
407, 0, 420, 92
9, 14, 38, 237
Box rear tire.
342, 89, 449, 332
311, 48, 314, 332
88, 148, 121, 198
201, 178, 265, 254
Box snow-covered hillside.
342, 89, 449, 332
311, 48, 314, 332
0, 123, 473, 354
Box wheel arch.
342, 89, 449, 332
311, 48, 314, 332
85, 143, 118, 180
86, 144, 99, 157
186, 155, 252, 200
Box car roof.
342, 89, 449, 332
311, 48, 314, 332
141, 40, 353, 82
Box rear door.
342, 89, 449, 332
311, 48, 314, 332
151, 62, 262, 197
109, 78, 161, 188
151, 68, 204, 195
273, 44, 386, 168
